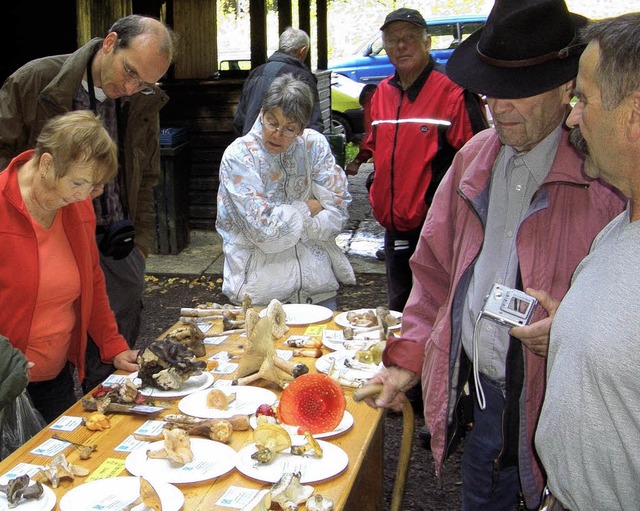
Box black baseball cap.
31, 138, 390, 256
380, 8, 427, 31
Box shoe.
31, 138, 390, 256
375, 248, 385, 261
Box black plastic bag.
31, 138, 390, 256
0, 390, 46, 460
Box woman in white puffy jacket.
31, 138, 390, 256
216, 74, 355, 309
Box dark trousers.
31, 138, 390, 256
462, 373, 521, 511
83, 248, 145, 394
383, 228, 421, 312
27, 363, 77, 424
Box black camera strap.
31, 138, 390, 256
86, 56, 131, 221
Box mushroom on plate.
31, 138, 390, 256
251, 423, 292, 464
290, 430, 323, 457
277, 373, 346, 434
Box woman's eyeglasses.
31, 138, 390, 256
262, 116, 300, 138
121, 55, 155, 95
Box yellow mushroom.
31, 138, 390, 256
290, 431, 323, 457
251, 423, 292, 464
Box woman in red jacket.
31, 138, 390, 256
0, 111, 139, 423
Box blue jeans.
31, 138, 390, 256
462, 374, 521, 511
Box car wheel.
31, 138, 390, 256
331, 112, 353, 142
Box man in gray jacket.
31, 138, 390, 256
233, 27, 324, 136
0, 15, 176, 393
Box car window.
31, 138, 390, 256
429, 23, 458, 51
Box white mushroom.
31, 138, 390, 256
267, 299, 289, 338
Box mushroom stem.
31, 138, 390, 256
292, 348, 323, 358
273, 356, 309, 378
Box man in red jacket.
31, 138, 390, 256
346, 8, 487, 312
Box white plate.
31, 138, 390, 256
334, 308, 402, 330
129, 371, 214, 398
0, 483, 55, 511
125, 437, 237, 484
178, 386, 277, 419
236, 440, 348, 483
59, 476, 184, 511
322, 332, 381, 351
315, 350, 383, 383
258, 304, 333, 325
249, 410, 354, 439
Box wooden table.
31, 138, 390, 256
0, 315, 384, 511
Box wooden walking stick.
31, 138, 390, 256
353, 383, 414, 511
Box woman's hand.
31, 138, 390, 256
306, 199, 324, 217
113, 350, 140, 373
509, 288, 561, 357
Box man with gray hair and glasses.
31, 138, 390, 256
234, 27, 323, 136
0, 14, 176, 393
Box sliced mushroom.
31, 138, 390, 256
251, 423, 292, 464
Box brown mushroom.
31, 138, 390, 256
206, 388, 236, 410
272, 356, 309, 378
251, 423, 292, 464
233, 354, 292, 389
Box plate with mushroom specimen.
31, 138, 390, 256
258, 304, 333, 325
249, 411, 354, 439
0, 478, 56, 511
315, 350, 384, 383
128, 370, 214, 398
178, 385, 277, 419
125, 437, 237, 484
334, 308, 402, 330
59, 476, 184, 511
235, 440, 349, 483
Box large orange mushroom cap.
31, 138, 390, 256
277, 373, 346, 434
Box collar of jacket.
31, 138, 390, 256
40, 38, 169, 113
389, 56, 435, 101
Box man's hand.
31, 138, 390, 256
509, 288, 561, 357
306, 199, 324, 217
113, 350, 140, 373
362, 366, 420, 413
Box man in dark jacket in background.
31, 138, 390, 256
233, 27, 324, 136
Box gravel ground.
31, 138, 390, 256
138, 273, 464, 510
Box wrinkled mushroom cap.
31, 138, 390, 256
277, 373, 346, 434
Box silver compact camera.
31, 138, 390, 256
480, 283, 537, 328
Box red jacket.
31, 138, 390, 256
361, 61, 479, 232
382, 129, 625, 508
0, 151, 129, 381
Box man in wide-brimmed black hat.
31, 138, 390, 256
362, 1, 626, 509
346, 7, 487, 314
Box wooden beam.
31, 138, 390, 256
249, 0, 268, 67
172, 0, 217, 78
77, 0, 132, 45
278, 0, 292, 34
316, 0, 328, 70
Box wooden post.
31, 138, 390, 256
172, 0, 217, 78
76, 0, 132, 45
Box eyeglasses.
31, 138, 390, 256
121, 55, 155, 95
262, 116, 300, 138
384, 32, 422, 48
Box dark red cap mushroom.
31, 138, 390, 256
277, 373, 346, 434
